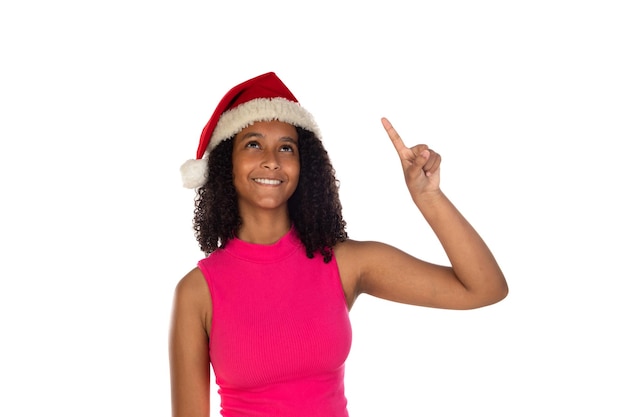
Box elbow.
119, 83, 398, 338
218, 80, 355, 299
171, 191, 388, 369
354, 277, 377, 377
500, 279, 509, 301
480, 274, 509, 308
489, 285, 508, 307
496, 272, 509, 301
464, 274, 508, 310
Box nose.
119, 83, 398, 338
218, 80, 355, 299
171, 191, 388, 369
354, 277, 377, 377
262, 150, 280, 170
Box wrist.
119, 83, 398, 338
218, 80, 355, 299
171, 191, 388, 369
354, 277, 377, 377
412, 188, 447, 209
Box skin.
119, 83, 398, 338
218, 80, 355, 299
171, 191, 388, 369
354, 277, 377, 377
169, 119, 508, 417
230, 121, 299, 244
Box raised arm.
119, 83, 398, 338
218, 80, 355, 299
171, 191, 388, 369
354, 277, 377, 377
169, 268, 212, 417
337, 118, 507, 310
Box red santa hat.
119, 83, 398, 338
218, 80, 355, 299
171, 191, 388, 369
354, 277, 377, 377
180, 72, 321, 188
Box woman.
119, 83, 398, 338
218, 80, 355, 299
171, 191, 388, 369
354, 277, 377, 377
170, 72, 508, 417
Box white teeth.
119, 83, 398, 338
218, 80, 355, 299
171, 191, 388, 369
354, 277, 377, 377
254, 178, 281, 185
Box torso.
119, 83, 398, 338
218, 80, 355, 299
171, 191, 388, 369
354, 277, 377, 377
191, 239, 364, 337
197, 229, 352, 416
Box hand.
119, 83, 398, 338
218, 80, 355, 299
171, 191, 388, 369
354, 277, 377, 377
381, 117, 442, 199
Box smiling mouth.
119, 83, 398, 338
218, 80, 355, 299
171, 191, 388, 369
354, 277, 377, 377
253, 178, 282, 185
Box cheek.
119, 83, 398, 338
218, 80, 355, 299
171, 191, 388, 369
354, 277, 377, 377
231, 166, 244, 193
231, 156, 245, 182
290, 161, 301, 184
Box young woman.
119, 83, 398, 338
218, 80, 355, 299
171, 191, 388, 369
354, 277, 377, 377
170, 72, 508, 417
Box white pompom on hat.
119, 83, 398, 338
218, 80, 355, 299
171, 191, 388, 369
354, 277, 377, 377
180, 72, 321, 188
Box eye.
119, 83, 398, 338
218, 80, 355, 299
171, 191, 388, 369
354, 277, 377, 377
244, 140, 261, 149
279, 144, 295, 152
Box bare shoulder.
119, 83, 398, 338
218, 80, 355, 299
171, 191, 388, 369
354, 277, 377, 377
175, 267, 210, 296
172, 267, 212, 333
333, 239, 391, 308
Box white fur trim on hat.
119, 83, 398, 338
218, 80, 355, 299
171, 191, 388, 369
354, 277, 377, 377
207, 97, 321, 155
180, 158, 208, 189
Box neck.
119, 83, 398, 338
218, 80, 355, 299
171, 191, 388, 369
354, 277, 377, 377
236, 210, 292, 245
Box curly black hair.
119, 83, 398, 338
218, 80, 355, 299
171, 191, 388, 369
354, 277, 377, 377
193, 127, 347, 263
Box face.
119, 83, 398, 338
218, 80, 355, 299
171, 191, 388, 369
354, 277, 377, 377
231, 120, 300, 215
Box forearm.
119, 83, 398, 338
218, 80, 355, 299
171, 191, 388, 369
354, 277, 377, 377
414, 189, 508, 304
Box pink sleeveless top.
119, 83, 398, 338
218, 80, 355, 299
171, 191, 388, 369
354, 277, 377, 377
198, 228, 352, 417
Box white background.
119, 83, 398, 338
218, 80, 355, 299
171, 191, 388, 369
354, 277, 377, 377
1, 1, 624, 416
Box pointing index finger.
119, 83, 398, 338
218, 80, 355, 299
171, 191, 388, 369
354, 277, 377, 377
381, 117, 407, 154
